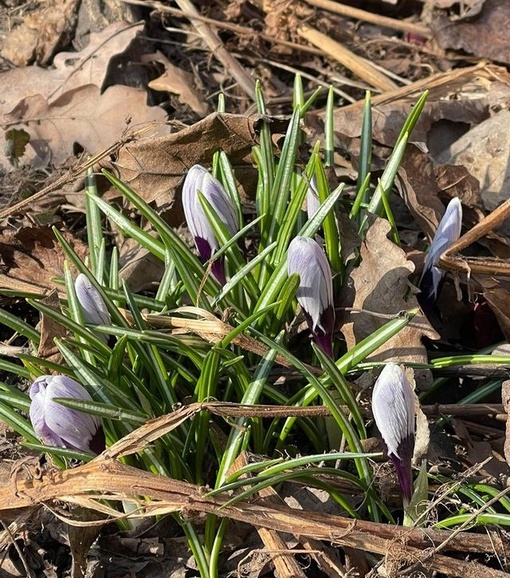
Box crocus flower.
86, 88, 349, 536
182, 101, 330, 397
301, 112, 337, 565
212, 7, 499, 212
29, 374, 105, 455
287, 236, 335, 357
75, 274, 111, 327
182, 164, 239, 285
420, 197, 462, 301
372, 363, 415, 504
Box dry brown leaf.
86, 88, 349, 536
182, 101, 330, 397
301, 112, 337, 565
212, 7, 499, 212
0, 21, 144, 171
334, 97, 488, 149
0, 227, 88, 294
397, 145, 447, 240
473, 276, 510, 341
2, 84, 168, 167
432, 0, 484, 8
432, 0, 510, 62
437, 109, 510, 213
0, 22, 143, 117
143, 52, 209, 117
338, 218, 438, 388
0, 0, 79, 66
108, 112, 258, 211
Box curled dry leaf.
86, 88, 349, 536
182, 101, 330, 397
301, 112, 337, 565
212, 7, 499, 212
334, 96, 488, 149
338, 217, 439, 388
397, 145, 449, 240
143, 52, 209, 117
3, 84, 168, 167
473, 276, 510, 341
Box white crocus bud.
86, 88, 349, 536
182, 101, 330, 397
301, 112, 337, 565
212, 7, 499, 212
420, 197, 462, 301
287, 236, 335, 357
372, 363, 415, 503
182, 164, 239, 285
306, 174, 320, 220
75, 274, 111, 326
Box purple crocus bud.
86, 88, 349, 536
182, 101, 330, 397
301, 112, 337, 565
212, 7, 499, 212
420, 197, 462, 301
182, 164, 239, 285
287, 236, 335, 357
75, 274, 111, 327
29, 375, 105, 455
372, 363, 415, 504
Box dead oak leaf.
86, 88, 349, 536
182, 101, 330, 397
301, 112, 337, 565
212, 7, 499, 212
0, 21, 145, 171
339, 218, 438, 387
0, 226, 88, 294
3, 84, 168, 167
0, 22, 144, 118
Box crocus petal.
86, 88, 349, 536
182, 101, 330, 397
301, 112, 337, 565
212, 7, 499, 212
306, 174, 320, 219
75, 274, 111, 326
372, 363, 415, 458
372, 363, 415, 502
29, 379, 66, 448
287, 236, 335, 355
420, 197, 462, 301
29, 375, 104, 455
182, 164, 239, 262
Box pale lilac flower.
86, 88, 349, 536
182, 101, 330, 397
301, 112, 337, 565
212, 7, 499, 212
372, 363, 415, 503
75, 274, 111, 326
182, 164, 239, 285
420, 197, 462, 301
29, 375, 105, 455
287, 236, 335, 357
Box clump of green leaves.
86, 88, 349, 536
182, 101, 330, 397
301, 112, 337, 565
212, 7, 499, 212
2, 80, 508, 577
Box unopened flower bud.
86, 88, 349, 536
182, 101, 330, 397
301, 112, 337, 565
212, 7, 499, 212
287, 236, 335, 356
306, 174, 320, 219
182, 164, 239, 285
372, 363, 415, 503
75, 274, 111, 327
29, 375, 105, 455
420, 197, 462, 301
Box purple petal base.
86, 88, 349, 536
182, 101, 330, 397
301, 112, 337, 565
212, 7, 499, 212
89, 426, 106, 455
195, 237, 226, 285
312, 305, 335, 357
312, 329, 333, 358
390, 434, 415, 503
195, 237, 213, 261
390, 455, 413, 504
211, 259, 226, 286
